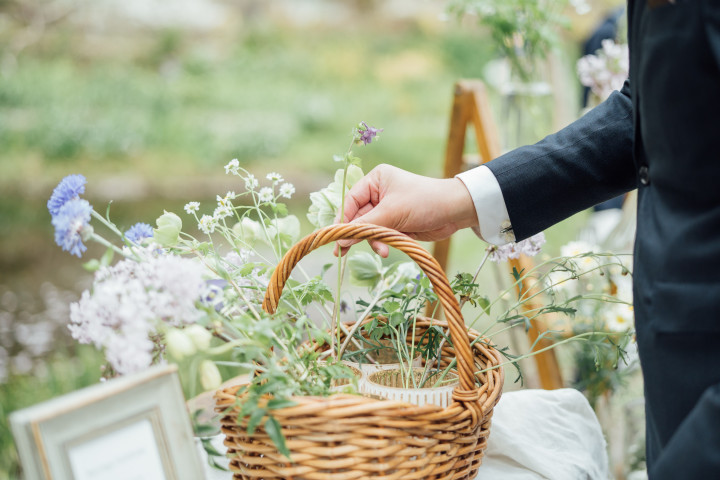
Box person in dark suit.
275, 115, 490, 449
337, 1, 720, 477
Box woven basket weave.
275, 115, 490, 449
215, 224, 504, 480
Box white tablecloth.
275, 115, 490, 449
199, 388, 609, 480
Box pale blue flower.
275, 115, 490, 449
52, 198, 92, 257
47, 174, 86, 217
125, 223, 154, 244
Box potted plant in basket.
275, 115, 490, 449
48, 122, 634, 478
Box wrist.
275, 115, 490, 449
444, 178, 479, 229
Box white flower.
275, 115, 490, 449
258, 187, 274, 203
225, 250, 251, 267
307, 166, 364, 228
217, 192, 236, 207
546, 269, 575, 295
569, 0, 591, 15
266, 172, 283, 183
232, 218, 262, 246
199, 214, 217, 234
225, 158, 240, 175
604, 304, 635, 332
184, 202, 200, 214
244, 174, 258, 190
267, 215, 300, 243
279, 182, 295, 199
488, 244, 517, 263
213, 205, 233, 220
561, 241, 600, 270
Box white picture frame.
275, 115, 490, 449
9, 364, 206, 480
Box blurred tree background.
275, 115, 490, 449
0, 0, 625, 478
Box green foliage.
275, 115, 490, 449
447, 0, 571, 81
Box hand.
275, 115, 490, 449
334, 164, 478, 257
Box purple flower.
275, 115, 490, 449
48, 174, 86, 217
357, 122, 383, 145
52, 198, 93, 257
516, 233, 546, 257
125, 222, 154, 244
202, 279, 228, 312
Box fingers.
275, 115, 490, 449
333, 238, 388, 258
340, 170, 378, 224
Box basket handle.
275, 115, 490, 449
262, 223, 481, 403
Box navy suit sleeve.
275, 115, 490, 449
486, 81, 637, 241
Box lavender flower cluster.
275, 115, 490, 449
69, 247, 207, 375
577, 39, 629, 103
489, 232, 546, 263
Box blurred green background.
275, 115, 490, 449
0, 0, 624, 477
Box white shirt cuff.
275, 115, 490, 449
456, 166, 515, 245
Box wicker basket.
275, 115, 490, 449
215, 224, 504, 480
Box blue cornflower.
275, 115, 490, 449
357, 122, 383, 145
125, 222, 154, 244
52, 198, 93, 257
47, 174, 87, 217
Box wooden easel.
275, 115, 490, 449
433, 80, 564, 390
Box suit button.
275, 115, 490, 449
639, 165, 650, 185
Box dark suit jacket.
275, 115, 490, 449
486, 1, 720, 477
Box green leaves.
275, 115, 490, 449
83, 246, 114, 272
265, 416, 290, 458
348, 252, 383, 287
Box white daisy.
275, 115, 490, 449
184, 202, 200, 214
224, 158, 240, 175
266, 172, 283, 183
214, 205, 233, 219
258, 187, 274, 203
279, 182, 295, 199
244, 174, 258, 190
198, 215, 217, 235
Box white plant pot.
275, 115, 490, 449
361, 368, 459, 408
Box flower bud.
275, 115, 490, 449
153, 211, 182, 247
185, 324, 212, 351
165, 328, 196, 360
199, 360, 222, 391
